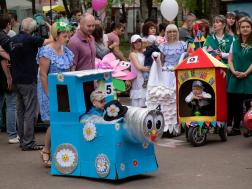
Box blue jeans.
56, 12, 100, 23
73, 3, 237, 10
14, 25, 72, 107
143, 72, 149, 81
0, 92, 17, 139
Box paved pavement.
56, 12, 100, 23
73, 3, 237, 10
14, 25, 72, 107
1, 98, 252, 189
1, 130, 252, 189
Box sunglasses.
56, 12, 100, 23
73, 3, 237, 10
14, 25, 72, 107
98, 98, 105, 103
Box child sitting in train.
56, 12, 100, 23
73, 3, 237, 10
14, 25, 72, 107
88, 89, 106, 116
185, 80, 212, 116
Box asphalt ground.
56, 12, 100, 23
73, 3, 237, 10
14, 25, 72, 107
1, 97, 252, 189
1, 130, 252, 189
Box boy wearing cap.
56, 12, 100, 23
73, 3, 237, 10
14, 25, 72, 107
88, 89, 106, 116
185, 80, 212, 116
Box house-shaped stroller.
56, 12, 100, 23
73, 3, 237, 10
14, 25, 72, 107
175, 48, 228, 146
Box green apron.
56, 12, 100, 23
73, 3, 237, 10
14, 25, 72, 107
227, 39, 252, 94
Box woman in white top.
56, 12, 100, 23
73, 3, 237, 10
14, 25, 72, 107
129, 34, 150, 107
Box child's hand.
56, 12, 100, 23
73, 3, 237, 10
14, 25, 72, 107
216, 50, 222, 57
193, 95, 202, 100
197, 95, 203, 99
144, 66, 150, 72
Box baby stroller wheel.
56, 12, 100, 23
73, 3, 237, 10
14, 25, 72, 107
188, 126, 207, 147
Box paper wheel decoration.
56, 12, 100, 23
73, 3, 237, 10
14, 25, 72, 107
95, 154, 110, 178
54, 144, 78, 174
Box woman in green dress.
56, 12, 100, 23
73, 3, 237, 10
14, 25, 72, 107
203, 15, 234, 64
227, 17, 252, 135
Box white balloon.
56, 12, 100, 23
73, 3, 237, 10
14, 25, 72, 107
160, 0, 179, 21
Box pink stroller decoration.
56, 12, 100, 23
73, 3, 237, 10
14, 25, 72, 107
95, 53, 137, 81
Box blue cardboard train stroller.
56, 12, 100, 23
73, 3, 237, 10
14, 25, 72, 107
48, 69, 164, 180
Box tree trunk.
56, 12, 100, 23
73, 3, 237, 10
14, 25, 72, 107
32, 0, 36, 15
0, 0, 7, 14
70, 0, 81, 13
121, 2, 127, 23
140, 0, 150, 22
62, 0, 71, 18
147, 0, 153, 18
195, 0, 202, 18
208, 0, 221, 23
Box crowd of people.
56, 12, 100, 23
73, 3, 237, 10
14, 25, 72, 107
0, 10, 251, 168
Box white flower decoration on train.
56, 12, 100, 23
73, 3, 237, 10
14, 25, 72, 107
106, 104, 120, 117
55, 148, 76, 168
54, 144, 78, 174
83, 122, 96, 141
57, 73, 64, 82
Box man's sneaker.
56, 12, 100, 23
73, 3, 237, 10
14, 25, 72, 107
8, 136, 19, 144
228, 129, 241, 136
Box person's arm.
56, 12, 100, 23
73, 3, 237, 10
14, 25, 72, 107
0, 34, 11, 53
129, 52, 150, 72
112, 46, 127, 61
242, 64, 252, 78
158, 45, 165, 66
0, 59, 12, 90
43, 37, 54, 46
221, 52, 229, 59
70, 65, 76, 71
185, 92, 194, 103
39, 57, 50, 96
202, 92, 212, 99
0, 46, 10, 60
68, 41, 79, 71
228, 52, 240, 78
108, 42, 118, 49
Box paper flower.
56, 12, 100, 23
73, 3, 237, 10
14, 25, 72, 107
54, 144, 78, 174
106, 104, 120, 117
56, 21, 71, 32
83, 122, 96, 141
120, 163, 125, 171
95, 154, 110, 177
56, 148, 76, 167
57, 73, 64, 82
115, 123, 120, 131
143, 142, 149, 149
59, 21, 67, 27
